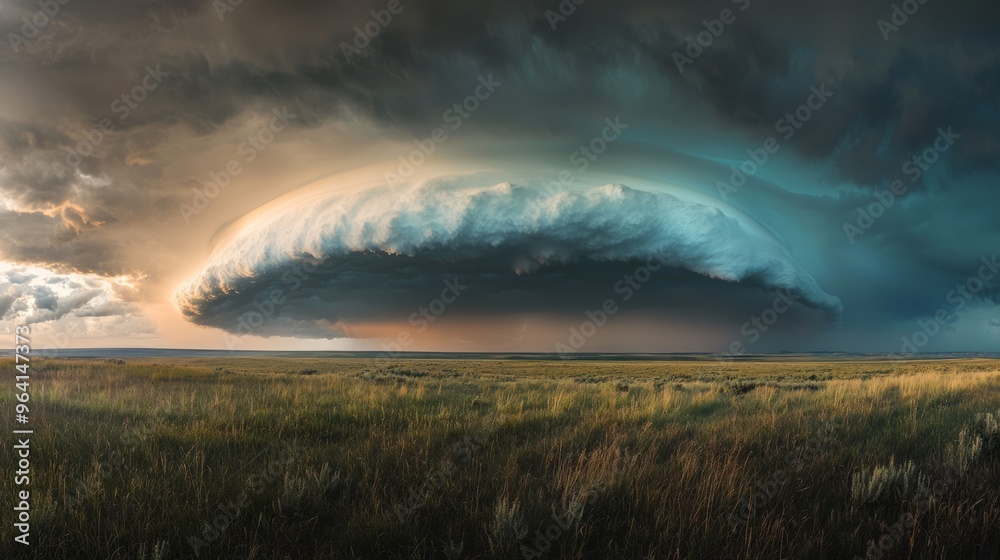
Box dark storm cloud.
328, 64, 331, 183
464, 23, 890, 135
175, 175, 842, 338
0, 0, 997, 348
4, 0, 998, 192
5, 0, 996, 162
181, 250, 831, 342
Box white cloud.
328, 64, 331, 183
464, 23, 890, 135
0, 262, 156, 338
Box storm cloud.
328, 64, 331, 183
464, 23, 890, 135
175, 172, 842, 339
0, 0, 996, 350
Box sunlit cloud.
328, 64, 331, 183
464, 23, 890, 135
0, 261, 155, 338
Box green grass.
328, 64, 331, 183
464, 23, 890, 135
2, 358, 999, 559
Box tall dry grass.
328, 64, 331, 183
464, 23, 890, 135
0, 358, 998, 559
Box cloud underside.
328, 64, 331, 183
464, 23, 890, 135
175, 177, 842, 338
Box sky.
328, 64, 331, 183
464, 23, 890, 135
0, 0, 998, 354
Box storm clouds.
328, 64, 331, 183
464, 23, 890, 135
0, 0, 997, 351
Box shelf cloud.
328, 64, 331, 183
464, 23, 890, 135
175, 172, 842, 339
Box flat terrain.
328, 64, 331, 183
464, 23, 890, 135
2, 357, 999, 559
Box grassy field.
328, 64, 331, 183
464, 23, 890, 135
2, 357, 999, 559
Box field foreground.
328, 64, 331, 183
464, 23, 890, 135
2, 357, 1000, 559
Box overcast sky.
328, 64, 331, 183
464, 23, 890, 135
0, 0, 998, 353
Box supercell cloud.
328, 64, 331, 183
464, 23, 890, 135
175, 172, 842, 339
0, 0, 997, 351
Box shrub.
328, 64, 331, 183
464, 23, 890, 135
488, 497, 527, 558
850, 457, 918, 505
444, 539, 464, 560
279, 463, 344, 515
726, 380, 758, 395
136, 541, 170, 560
946, 427, 984, 474
973, 411, 1000, 455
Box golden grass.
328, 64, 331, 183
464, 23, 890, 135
0, 358, 998, 559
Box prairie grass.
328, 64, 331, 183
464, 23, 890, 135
1, 358, 999, 559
